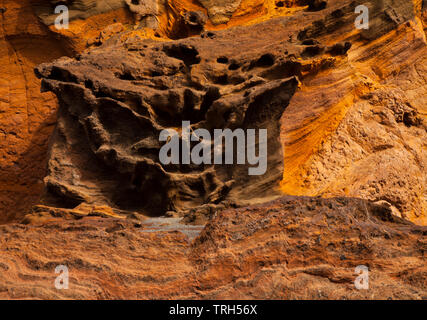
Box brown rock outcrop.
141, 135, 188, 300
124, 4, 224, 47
34, 0, 427, 224
1, 0, 310, 224
35, 30, 301, 217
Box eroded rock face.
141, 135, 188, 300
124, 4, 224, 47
35, 0, 427, 224
35, 21, 304, 217
279, 0, 427, 224
2, 0, 423, 223
0, 0, 426, 301
0, 0, 72, 223
0, 0, 137, 223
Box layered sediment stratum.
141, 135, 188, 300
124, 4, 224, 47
0, 196, 426, 299
0, 0, 426, 300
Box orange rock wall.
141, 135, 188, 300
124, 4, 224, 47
0, 1, 132, 222
0, 0, 426, 224
0, 0, 69, 223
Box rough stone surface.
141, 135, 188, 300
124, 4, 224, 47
198, 0, 242, 25
0, 0, 70, 223
34, 0, 127, 25
0, 196, 425, 299
35, 0, 427, 224
0, 0, 426, 300
0, 0, 138, 223
35, 17, 309, 218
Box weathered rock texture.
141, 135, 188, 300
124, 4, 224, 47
0, 0, 426, 301
0, 0, 135, 223
0, 0, 70, 223
35, 22, 304, 217
280, 0, 427, 225
0, 0, 315, 222
33, 0, 427, 224
0, 196, 425, 299
198, 0, 242, 25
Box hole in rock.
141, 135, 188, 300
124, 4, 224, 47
302, 39, 319, 45
307, 0, 327, 11
200, 86, 221, 115
119, 71, 136, 80
251, 54, 275, 69
331, 9, 344, 18
228, 62, 241, 70
302, 45, 324, 57
150, 70, 163, 77
213, 74, 229, 85
163, 44, 201, 66
201, 31, 216, 39
276, 1, 285, 8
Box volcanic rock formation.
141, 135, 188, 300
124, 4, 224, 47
0, 0, 426, 300
35, 32, 300, 217
34, 0, 427, 224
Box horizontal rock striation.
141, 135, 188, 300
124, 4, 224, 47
0, 196, 425, 299
279, 0, 427, 224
